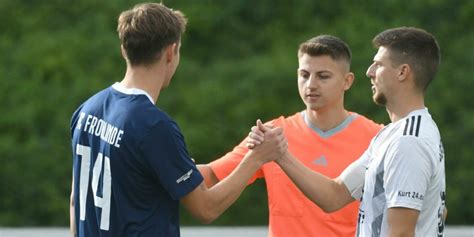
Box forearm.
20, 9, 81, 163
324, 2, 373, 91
184, 125, 285, 223
197, 164, 219, 188
388, 231, 414, 237
203, 153, 261, 219
70, 193, 76, 237
70, 208, 76, 236
184, 151, 261, 223
70, 178, 76, 237
276, 151, 353, 212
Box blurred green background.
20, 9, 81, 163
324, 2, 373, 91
0, 0, 473, 226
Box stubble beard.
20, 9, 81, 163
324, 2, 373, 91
373, 92, 387, 106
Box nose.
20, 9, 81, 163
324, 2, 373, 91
366, 63, 375, 79
307, 75, 318, 89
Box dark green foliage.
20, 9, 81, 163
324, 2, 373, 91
0, 0, 472, 226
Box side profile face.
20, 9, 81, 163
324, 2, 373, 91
297, 53, 352, 112
366, 46, 399, 106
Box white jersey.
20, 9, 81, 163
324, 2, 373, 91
341, 108, 446, 237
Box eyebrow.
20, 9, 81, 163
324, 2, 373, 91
298, 68, 332, 74
372, 59, 382, 64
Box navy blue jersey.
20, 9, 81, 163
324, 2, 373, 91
70, 84, 203, 237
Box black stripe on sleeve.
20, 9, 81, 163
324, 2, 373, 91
415, 115, 421, 137
403, 118, 409, 135
409, 116, 416, 135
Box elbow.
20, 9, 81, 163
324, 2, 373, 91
199, 216, 216, 225
318, 201, 345, 213
194, 209, 219, 224
320, 205, 339, 213
316, 184, 352, 213
189, 201, 220, 224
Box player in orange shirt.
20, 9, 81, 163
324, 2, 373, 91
198, 35, 382, 237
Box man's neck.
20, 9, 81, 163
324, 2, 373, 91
120, 64, 166, 103
306, 106, 350, 132
385, 93, 425, 123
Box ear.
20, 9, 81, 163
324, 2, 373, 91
343, 72, 355, 91
398, 64, 411, 82
166, 43, 177, 63
120, 45, 128, 61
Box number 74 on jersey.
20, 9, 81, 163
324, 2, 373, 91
75, 144, 112, 231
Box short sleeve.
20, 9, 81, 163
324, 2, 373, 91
384, 137, 433, 210
140, 121, 203, 200
70, 104, 85, 139
340, 149, 370, 200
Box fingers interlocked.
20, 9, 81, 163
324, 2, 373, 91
245, 119, 287, 163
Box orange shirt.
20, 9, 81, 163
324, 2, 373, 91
210, 112, 381, 237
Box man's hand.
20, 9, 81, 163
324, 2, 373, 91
246, 119, 287, 164
246, 119, 271, 149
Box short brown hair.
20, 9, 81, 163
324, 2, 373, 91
298, 35, 352, 68
117, 3, 187, 66
372, 27, 440, 91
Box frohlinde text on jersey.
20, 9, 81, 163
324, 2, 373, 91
76, 112, 124, 148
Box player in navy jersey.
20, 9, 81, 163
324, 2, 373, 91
69, 3, 287, 237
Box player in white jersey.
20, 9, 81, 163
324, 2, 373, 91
247, 27, 446, 236
343, 108, 445, 236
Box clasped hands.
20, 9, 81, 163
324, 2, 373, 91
245, 119, 288, 164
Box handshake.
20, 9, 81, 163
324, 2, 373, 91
245, 119, 288, 164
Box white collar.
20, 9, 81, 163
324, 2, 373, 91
111, 82, 155, 105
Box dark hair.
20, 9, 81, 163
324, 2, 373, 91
117, 3, 187, 66
298, 35, 352, 67
372, 27, 440, 91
